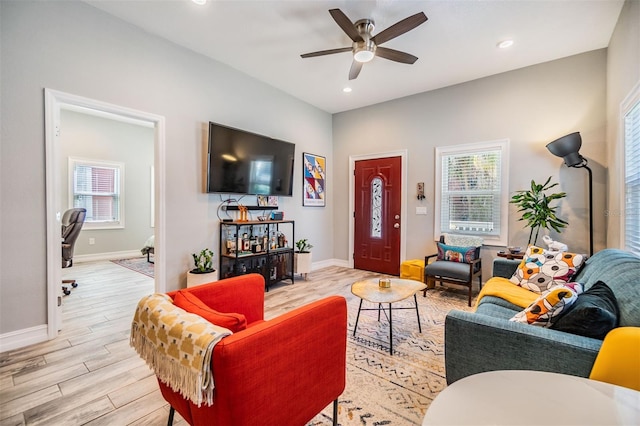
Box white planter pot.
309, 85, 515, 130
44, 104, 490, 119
187, 270, 218, 288
294, 252, 312, 280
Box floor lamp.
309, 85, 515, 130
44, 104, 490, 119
546, 132, 593, 256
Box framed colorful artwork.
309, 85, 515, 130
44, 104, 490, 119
302, 152, 326, 207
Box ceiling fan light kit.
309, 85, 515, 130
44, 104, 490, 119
301, 8, 428, 80
353, 41, 376, 63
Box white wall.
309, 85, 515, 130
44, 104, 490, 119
59, 109, 154, 257
333, 50, 608, 276
606, 0, 640, 247
0, 1, 333, 335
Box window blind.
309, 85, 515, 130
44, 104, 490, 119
440, 150, 502, 236
624, 100, 640, 256
72, 163, 120, 223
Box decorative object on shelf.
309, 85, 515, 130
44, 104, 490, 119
188, 248, 217, 287
542, 235, 569, 252
238, 205, 249, 222
257, 195, 279, 207
546, 132, 593, 256
510, 176, 568, 246
219, 220, 295, 290
294, 238, 313, 280
303, 152, 326, 207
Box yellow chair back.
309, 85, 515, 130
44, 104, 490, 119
589, 327, 640, 391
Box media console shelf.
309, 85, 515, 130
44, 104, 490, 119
219, 220, 294, 291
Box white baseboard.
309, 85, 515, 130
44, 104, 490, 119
0, 324, 48, 353
75, 250, 142, 263
312, 258, 350, 270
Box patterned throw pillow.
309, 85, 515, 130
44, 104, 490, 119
509, 246, 585, 293
510, 282, 583, 327
437, 242, 476, 264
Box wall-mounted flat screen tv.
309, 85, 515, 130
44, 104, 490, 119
206, 122, 295, 196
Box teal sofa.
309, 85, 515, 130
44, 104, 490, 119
444, 249, 640, 384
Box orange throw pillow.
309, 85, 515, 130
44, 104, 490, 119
173, 290, 247, 333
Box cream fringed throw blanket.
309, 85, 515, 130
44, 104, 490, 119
130, 293, 232, 406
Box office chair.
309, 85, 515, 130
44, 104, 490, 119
62, 208, 86, 296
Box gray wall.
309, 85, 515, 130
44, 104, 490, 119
333, 50, 608, 271
60, 109, 154, 256
606, 0, 640, 247
0, 1, 333, 334
0, 0, 635, 341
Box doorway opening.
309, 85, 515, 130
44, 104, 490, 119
44, 89, 166, 339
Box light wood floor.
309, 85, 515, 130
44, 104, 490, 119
0, 260, 382, 425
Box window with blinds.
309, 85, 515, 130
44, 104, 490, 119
623, 93, 640, 256
69, 158, 124, 228
435, 140, 510, 246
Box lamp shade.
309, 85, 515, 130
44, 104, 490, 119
546, 132, 583, 167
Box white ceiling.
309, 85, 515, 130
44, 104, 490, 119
84, 0, 624, 114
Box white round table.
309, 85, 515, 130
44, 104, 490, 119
423, 370, 640, 425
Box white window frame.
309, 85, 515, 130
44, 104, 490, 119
68, 157, 125, 229
434, 139, 510, 246
619, 82, 640, 256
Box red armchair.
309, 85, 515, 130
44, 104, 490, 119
161, 273, 347, 426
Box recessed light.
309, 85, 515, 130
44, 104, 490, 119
343, 87, 352, 93
192, 0, 207, 5
497, 39, 514, 49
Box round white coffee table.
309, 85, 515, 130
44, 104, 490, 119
423, 370, 640, 425
351, 278, 427, 355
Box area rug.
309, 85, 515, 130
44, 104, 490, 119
111, 257, 154, 278
309, 287, 473, 425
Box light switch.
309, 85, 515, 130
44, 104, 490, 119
416, 206, 427, 215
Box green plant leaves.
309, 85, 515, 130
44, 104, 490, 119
510, 176, 568, 246
192, 248, 214, 272
295, 239, 313, 253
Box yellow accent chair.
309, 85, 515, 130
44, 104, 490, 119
589, 327, 640, 391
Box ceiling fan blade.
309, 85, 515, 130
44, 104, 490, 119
329, 8, 363, 42
371, 12, 427, 45
375, 47, 418, 64
349, 61, 363, 80
301, 47, 352, 58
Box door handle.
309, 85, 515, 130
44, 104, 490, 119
394, 223, 400, 229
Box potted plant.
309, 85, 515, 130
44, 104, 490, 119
187, 248, 217, 287
510, 176, 569, 247
294, 239, 313, 280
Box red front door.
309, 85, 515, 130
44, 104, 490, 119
354, 156, 402, 275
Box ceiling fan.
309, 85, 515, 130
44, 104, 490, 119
301, 9, 428, 80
